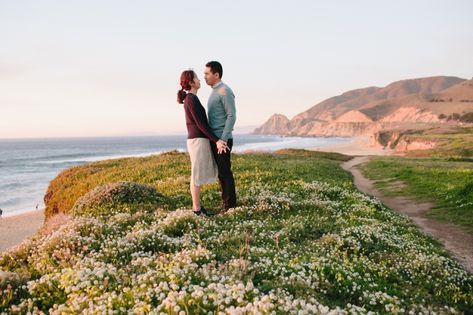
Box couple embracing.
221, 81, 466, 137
177, 61, 237, 216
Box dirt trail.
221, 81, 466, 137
342, 156, 473, 274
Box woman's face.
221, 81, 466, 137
190, 74, 201, 90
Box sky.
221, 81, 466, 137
1, 0, 472, 138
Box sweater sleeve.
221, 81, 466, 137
220, 87, 236, 142
187, 96, 220, 143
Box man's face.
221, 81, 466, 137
204, 66, 219, 86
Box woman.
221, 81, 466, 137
177, 70, 228, 216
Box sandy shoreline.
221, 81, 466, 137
0, 209, 45, 253
308, 135, 393, 156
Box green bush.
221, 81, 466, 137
460, 112, 473, 123
71, 182, 165, 217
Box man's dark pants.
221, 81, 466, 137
210, 138, 237, 210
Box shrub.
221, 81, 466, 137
460, 112, 473, 123
71, 182, 165, 217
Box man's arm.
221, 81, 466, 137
219, 87, 236, 142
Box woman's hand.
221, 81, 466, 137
217, 139, 229, 154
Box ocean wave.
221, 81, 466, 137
0, 182, 24, 190
32, 149, 186, 165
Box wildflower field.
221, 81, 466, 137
1, 150, 472, 314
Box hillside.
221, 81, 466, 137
1, 150, 472, 313
254, 76, 473, 139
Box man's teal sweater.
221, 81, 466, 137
207, 81, 236, 142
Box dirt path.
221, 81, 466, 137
342, 156, 473, 274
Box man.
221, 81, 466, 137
204, 61, 237, 211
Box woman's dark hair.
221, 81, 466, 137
177, 70, 196, 104
205, 61, 223, 79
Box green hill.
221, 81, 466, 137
1, 150, 472, 314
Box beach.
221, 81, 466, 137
0, 209, 45, 252
308, 135, 393, 156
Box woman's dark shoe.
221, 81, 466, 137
193, 209, 203, 216
193, 207, 214, 217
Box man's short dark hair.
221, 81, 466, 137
206, 61, 223, 79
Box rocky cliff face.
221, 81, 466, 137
379, 107, 440, 123
253, 76, 473, 139
253, 114, 291, 135
371, 130, 437, 153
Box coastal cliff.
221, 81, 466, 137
254, 76, 473, 149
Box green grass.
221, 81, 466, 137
43, 149, 351, 219
404, 126, 473, 158
1, 149, 472, 314
359, 156, 473, 233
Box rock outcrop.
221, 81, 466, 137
371, 130, 437, 153
253, 114, 291, 135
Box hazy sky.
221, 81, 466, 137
1, 0, 472, 138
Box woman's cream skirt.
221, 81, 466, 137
187, 138, 218, 186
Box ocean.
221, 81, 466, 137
0, 134, 351, 217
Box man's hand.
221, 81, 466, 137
217, 139, 229, 154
